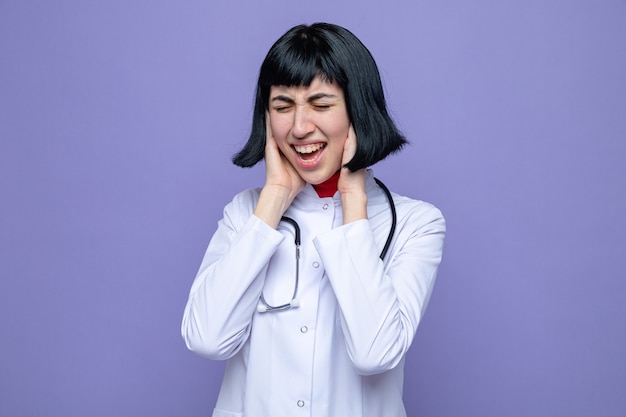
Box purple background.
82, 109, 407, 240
1, 1, 625, 416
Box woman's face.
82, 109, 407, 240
268, 77, 351, 185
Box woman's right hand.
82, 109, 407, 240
253, 113, 305, 228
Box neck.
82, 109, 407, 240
312, 171, 340, 198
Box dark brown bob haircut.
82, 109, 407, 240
232, 22, 407, 172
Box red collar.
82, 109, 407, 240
312, 171, 340, 198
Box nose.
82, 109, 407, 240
291, 106, 315, 139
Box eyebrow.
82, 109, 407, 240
270, 93, 339, 104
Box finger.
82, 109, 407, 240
265, 112, 274, 147
342, 125, 358, 166
263, 130, 282, 181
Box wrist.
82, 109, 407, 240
254, 185, 292, 228
340, 190, 368, 224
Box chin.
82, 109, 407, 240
303, 171, 333, 185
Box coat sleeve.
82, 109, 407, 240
181, 191, 284, 360
313, 202, 445, 375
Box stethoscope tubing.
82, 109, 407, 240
258, 178, 395, 313
258, 216, 301, 313
374, 178, 396, 261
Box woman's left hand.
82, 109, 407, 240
338, 125, 368, 224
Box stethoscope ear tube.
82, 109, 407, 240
374, 178, 396, 261
277, 216, 300, 246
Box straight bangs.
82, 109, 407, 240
258, 29, 346, 106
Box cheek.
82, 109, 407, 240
269, 118, 292, 153
327, 116, 351, 140
269, 117, 289, 140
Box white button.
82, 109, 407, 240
322, 203, 329, 210
297, 400, 305, 407
312, 261, 320, 268
300, 326, 308, 333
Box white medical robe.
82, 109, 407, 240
182, 171, 446, 417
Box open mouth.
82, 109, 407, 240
294, 143, 326, 161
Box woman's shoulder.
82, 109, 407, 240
394, 193, 442, 215
232, 187, 262, 202
390, 192, 445, 231
222, 187, 262, 218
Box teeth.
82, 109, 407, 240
294, 143, 325, 154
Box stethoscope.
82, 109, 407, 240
257, 178, 396, 313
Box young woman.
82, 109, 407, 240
182, 23, 446, 417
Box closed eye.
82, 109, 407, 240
271, 95, 295, 113
274, 105, 292, 113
